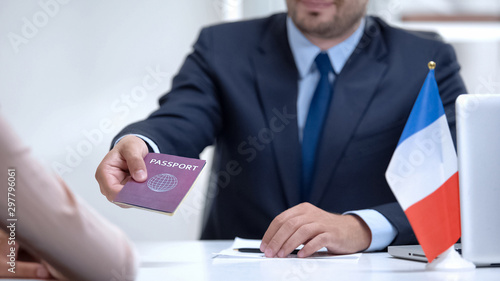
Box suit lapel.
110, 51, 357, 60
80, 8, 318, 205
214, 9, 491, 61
251, 14, 302, 208
309, 17, 389, 204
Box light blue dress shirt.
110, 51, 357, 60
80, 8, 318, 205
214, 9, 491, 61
287, 16, 397, 251
122, 16, 397, 252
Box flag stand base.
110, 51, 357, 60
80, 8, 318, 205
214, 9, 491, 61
426, 246, 475, 271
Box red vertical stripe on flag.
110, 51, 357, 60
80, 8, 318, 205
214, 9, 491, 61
404, 172, 461, 262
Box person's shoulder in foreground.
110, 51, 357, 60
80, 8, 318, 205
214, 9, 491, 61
0, 114, 138, 281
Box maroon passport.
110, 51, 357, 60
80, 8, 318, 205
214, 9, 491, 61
114, 153, 206, 215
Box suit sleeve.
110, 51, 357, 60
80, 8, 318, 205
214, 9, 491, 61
113, 27, 223, 158
373, 41, 467, 246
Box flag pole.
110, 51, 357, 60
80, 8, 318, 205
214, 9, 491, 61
424, 60, 474, 271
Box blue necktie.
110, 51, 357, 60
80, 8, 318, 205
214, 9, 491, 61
301, 52, 335, 201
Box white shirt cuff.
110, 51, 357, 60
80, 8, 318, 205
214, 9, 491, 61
114, 134, 160, 153
344, 209, 397, 252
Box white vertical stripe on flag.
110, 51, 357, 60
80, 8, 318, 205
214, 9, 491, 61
385, 114, 457, 210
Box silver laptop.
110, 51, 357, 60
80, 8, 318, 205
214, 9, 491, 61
389, 94, 500, 266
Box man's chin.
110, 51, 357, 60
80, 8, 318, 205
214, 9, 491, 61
294, 16, 334, 36
294, 7, 336, 24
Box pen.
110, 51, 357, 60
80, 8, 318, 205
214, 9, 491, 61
234, 248, 300, 255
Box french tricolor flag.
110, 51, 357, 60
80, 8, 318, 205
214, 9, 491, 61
386, 64, 461, 263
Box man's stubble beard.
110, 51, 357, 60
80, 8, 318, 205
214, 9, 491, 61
290, 4, 366, 39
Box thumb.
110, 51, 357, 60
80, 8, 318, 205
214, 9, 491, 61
121, 141, 148, 182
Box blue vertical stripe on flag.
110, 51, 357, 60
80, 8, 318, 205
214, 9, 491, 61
397, 69, 445, 146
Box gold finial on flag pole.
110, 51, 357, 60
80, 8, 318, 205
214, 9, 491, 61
428, 61, 436, 70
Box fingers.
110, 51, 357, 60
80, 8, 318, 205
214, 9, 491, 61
95, 135, 148, 202
0, 231, 51, 279
5, 262, 51, 279
280, 223, 321, 258
261, 203, 313, 257
260, 213, 286, 253
297, 233, 330, 258
95, 150, 124, 201
263, 216, 302, 257
260, 203, 300, 252
98, 166, 127, 202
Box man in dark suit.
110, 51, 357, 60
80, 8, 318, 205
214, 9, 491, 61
96, 0, 466, 258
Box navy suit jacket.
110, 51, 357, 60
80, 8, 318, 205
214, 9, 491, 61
114, 14, 466, 245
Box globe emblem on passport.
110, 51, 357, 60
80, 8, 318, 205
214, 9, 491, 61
147, 173, 178, 192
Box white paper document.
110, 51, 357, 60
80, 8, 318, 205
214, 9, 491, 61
213, 237, 361, 261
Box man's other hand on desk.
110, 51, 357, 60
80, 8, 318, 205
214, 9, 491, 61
95, 135, 148, 202
260, 202, 371, 258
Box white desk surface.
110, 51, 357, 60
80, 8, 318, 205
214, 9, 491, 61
135, 240, 500, 281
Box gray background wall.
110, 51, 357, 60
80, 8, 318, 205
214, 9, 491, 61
1, 0, 499, 242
